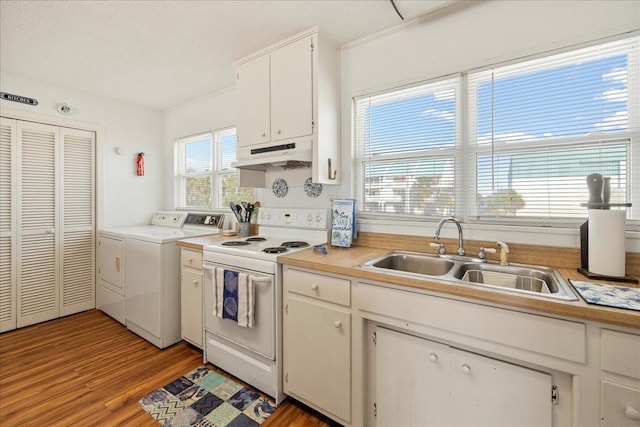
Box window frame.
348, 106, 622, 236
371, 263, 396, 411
353, 34, 639, 228
174, 126, 251, 210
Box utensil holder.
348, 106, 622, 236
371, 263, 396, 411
238, 222, 251, 237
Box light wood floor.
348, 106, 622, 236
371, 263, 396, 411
0, 310, 336, 427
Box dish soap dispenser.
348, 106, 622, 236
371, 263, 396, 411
497, 241, 510, 265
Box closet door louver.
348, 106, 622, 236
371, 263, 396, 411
16, 121, 59, 328
0, 118, 16, 332
60, 128, 95, 315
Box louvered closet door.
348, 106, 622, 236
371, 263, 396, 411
0, 118, 17, 332
16, 121, 59, 328
60, 127, 95, 315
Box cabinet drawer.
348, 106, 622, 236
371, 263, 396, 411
284, 267, 350, 306
602, 329, 640, 379
181, 249, 203, 269
602, 381, 640, 427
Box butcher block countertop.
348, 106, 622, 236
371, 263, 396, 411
177, 233, 639, 329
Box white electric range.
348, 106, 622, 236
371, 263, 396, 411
202, 207, 329, 404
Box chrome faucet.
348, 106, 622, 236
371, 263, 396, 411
434, 216, 465, 256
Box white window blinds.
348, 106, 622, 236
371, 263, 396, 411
175, 128, 254, 209
354, 77, 459, 217
353, 35, 638, 223
468, 36, 638, 220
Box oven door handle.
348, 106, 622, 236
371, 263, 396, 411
203, 264, 272, 285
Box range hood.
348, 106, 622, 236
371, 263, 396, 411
232, 140, 312, 171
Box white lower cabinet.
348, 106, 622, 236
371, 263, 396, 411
600, 329, 640, 427
376, 327, 552, 427
180, 248, 203, 348
283, 266, 351, 425
602, 381, 640, 427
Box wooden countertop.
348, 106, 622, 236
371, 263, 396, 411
277, 245, 640, 329
176, 233, 240, 250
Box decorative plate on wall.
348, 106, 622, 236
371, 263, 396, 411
303, 177, 322, 198
272, 178, 288, 198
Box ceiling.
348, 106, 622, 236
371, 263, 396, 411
0, 0, 460, 111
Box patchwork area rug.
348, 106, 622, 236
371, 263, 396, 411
139, 366, 277, 426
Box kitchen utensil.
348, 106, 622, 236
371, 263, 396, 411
246, 203, 255, 222
241, 202, 249, 222
229, 203, 242, 222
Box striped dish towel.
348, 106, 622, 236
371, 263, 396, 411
214, 268, 255, 328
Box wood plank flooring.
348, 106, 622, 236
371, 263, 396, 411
0, 310, 336, 426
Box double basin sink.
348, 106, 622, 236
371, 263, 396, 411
361, 251, 577, 301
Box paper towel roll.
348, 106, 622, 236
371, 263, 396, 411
588, 209, 626, 277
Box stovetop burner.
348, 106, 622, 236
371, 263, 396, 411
246, 237, 267, 242
263, 247, 288, 254
221, 240, 251, 246
281, 241, 310, 248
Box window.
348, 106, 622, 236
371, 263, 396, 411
355, 77, 460, 217
175, 127, 254, 209
354, 35, 639, 223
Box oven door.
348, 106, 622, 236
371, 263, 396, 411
203, 263, 275, 359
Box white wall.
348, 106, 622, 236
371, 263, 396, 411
162, 0, 639, 249
0, 73, 164, 227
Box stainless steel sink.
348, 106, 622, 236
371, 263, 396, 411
361, 251, 577, 301
452, 263, 577, 300
361, 251, 455, 277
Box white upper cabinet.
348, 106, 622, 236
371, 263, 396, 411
269, 36, 313, 143
234, 27, 340, 185
236, 54, 270, 148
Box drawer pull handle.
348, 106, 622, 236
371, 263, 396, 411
626, 406, 640, 421
334, 320, 342, 328
461, 364, 471, 375
192, 280, 199, 286
311, 284, 318, 291
188, 257, 193, 264
428, 353, 438, 363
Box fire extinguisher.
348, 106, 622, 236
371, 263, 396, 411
136, 152, 145, 176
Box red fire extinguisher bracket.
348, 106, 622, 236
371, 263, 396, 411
136, 152, 145, 176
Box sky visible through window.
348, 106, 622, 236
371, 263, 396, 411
476, 54, 628, 142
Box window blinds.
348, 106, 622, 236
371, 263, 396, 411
354, 77, 459, 217
468, 36, 637, 219
354, 35, 638, 222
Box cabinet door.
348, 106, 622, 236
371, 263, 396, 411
376, 327, 450, 427
270, 36, 313, 142
16, 121, 59, 328
60, 127, 95, 316
236, 54, 270, 148
181, 267, 203, 348
602, 381, 640, 427
98, 236, 124, 289
450, 348, 552, 427
0, 118, 16, 332
284, 296, 350, 422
